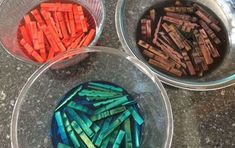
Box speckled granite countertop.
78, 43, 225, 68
0, 0, 234, 147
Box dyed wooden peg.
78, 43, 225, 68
53, 12, 63, 38
55, 111, 69, 144
73, 5, 83, 32
67, 33, 84, 50
40, 10, 56, 32
94, 96, 128, 114
83, 29, 96, 46
95, 125, 119, 147
113, 130, 125, 148
30, 22, 40, 50
31, 50, 44, 63
107, 128, 120, 146
79, 113, 93, 127
20, 39, 33, 53
64, 13, 71, 35
68, 11, 76, 37
124, 118, 133, 148
57, 143, 71, 148
31, 9, 44, 24
55, 86, 82, 111
20, 25, 32, 45
92, 117, 112, 145
40, 3, 60, 11
122, 100, 137, 106
88, 82, 124, 92
133, 121, 141, 148
91, 123, 100, 133
47, 47, 55, 60
58, 4, 73, 12
76, 6, 88, 32
79, 89, 120, 97
98, 110, 131, 140
150, 9, 156, 22
91, 106, 126, 121
77, 35, 87, 47
87, 85, 122, 94
24, 15, 31, 24
65, 108, 94, 138
23, 15, 32, 40
37, 23, 61, 53
67, 101, 94, 114
38, 31, 47, 60
128, 107, 144, 125
93, 98, 125, 107
56, 12, 69, 40
100, 136, 111, 147
153, 17, 163, 44
20, 39, 44, 62
62, 113, 80, 148
71, 121, 96, 148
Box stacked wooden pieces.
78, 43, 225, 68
18, 2, 96, 63
137, 0, 225, 77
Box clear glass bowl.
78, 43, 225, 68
0, 0, 105, 65
115, 0, 235, 91
10, 47, 173, 148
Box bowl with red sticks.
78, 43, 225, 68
0, 0, 105, 64
116, 0, 235, 91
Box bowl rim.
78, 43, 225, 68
115, 0, 235, 91
10, 46, 174, 148
0, 0, 106, 66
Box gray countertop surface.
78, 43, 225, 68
0, 0, 234, 147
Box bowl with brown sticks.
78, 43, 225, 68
116, 0, 235, 90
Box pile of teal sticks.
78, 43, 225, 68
51, 81, 144, 148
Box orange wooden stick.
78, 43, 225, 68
38, 23, 61, 53
20, 25, 32, 45
31, 9, 44, 25
73, 4, 82, 32
24, 15, 32, 41
20, 38, 44, 62
31, 51, 44, 63
82, 29, 96, 46
20, 39, 33, 53
38, 31, 47, 60
47, 12, 58, 34
77, 35, 88, 48
56, 12, 69, 40
47, 26, 67, 51
64, 12, 71, 35
68, 11, 76, 37
40, 10, 57, 34
47, 47, 55, 60
40, 3, 60, 11
63, 33, 81, 48
77, 6, 88, 32
41, 11, 66, 52
68, 33, 84, 50
53, 12, 63, 38
58, 4, 73, 12
30, 22, 40, 50
80, 17, 88, 33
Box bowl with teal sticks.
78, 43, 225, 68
11, 47, 173, 148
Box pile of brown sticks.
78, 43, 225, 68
137, 0, 224, 77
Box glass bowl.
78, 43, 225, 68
0, 0, 105, 65
10, 47, 173, 148
115, 0, 235, 91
